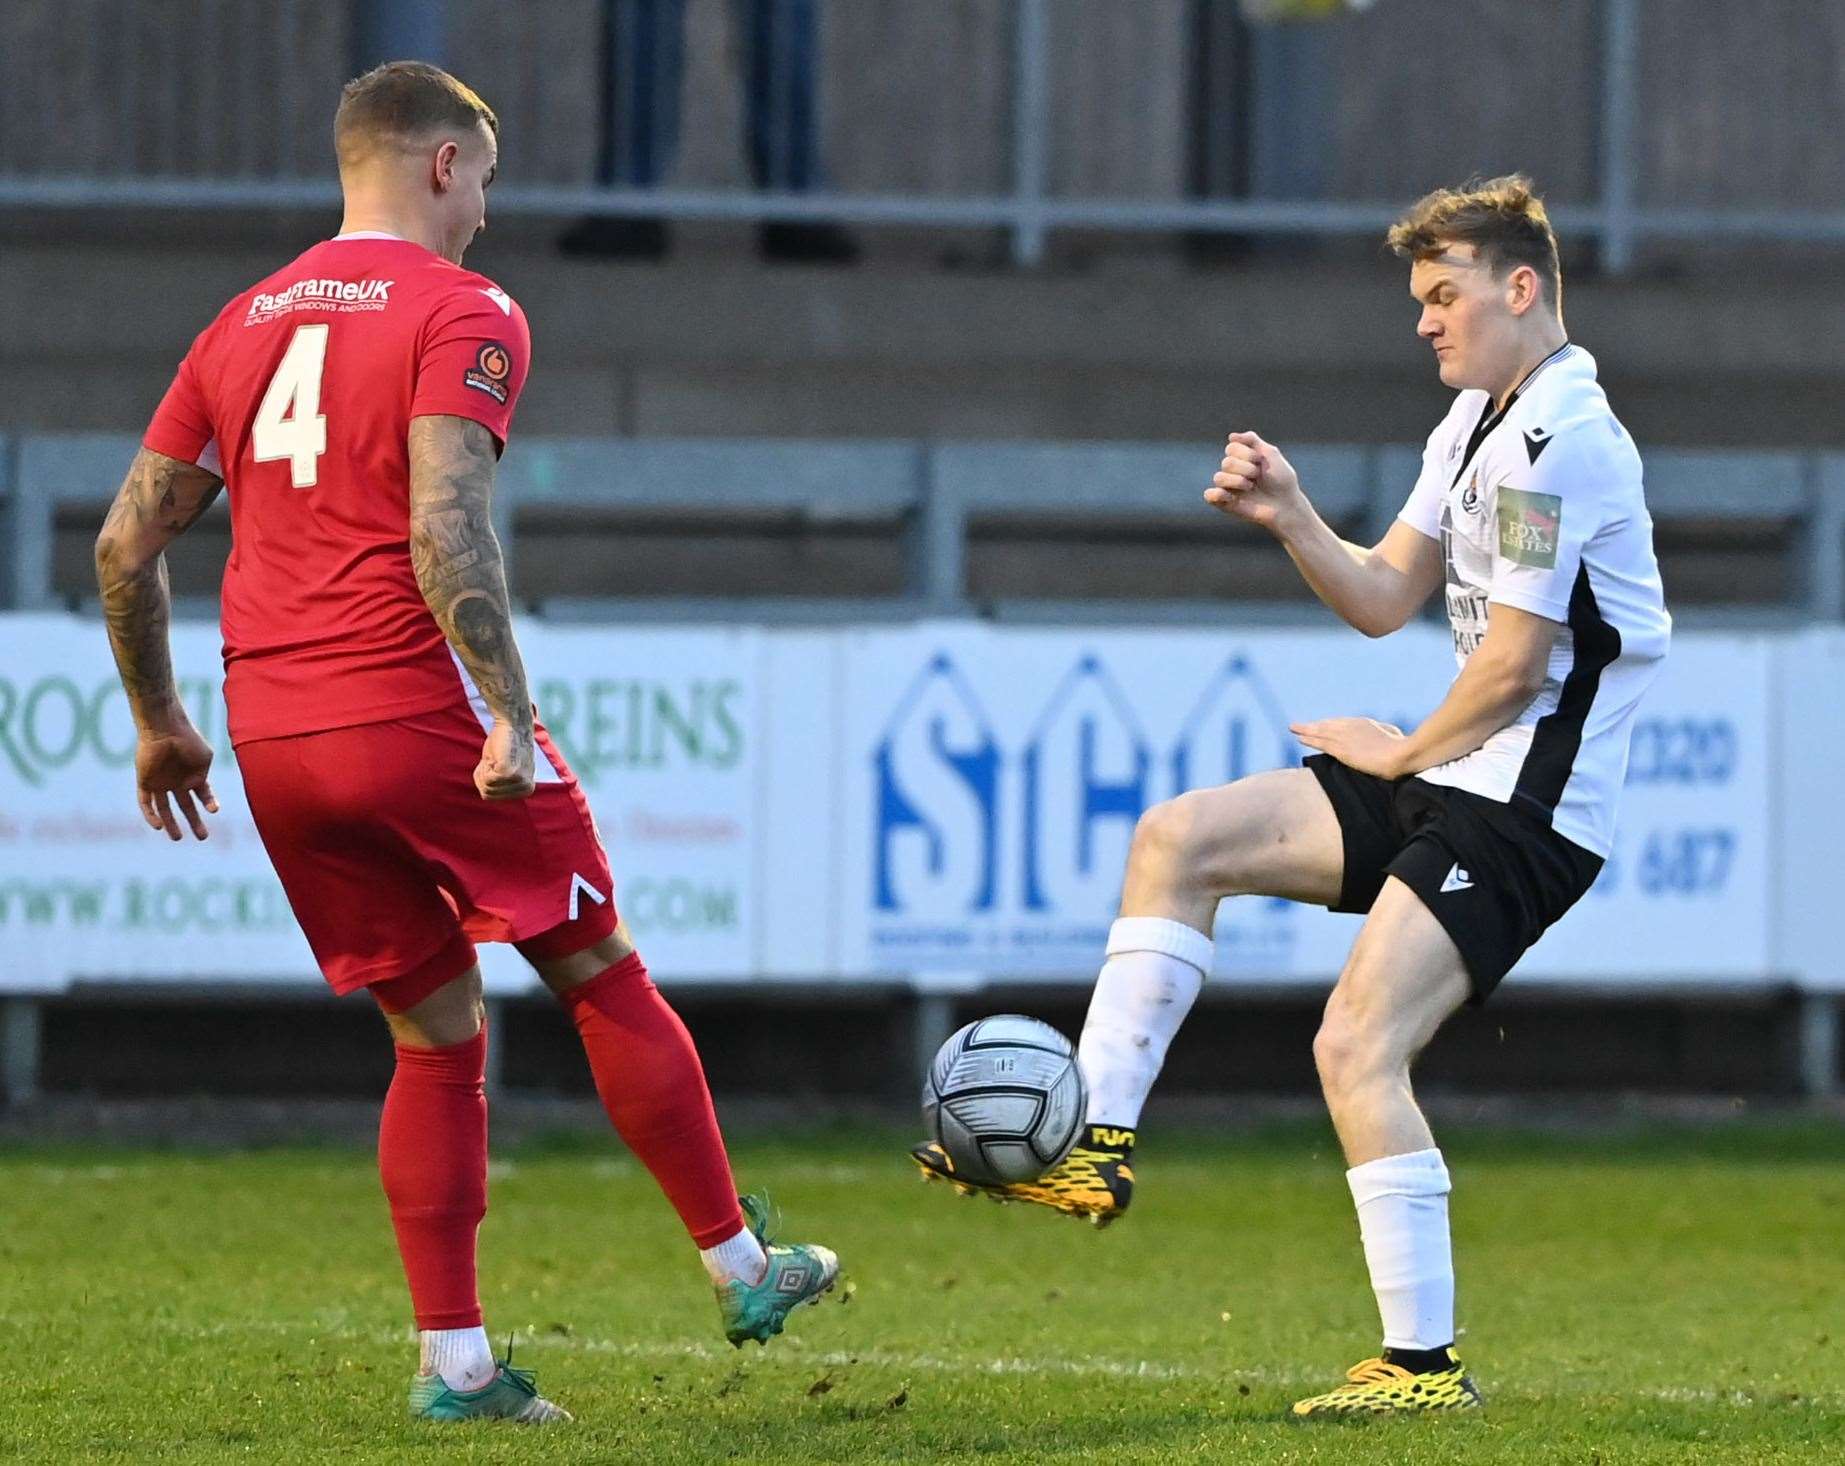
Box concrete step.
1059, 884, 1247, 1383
4, 235, 1841, 448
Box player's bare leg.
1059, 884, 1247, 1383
1114, 767, 1346, 931
526, 926, 838, 1346
376, 966, 570, 1423
1313, 878, 1469, 1164
914, 769, 1344, 1221
383, 971, 484, 1045
1293, 877, 1481, 1417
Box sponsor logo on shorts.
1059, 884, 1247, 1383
464, 341, 513, 404
568, 872, 608, 921
246, 278, 392, 322
1496, 488, 1562, 569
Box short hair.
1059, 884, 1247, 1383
334, 61, 497, 166
1387, 174, 1562, 308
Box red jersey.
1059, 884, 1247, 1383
142, 233, 531, 745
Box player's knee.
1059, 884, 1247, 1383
1311, 1010, 1356, 1094
378, 968, 485, 1048
1312, 996, 1394, 1100
384, 1003, 483, 1050
1130, 793, 1211, 881
527, 928, 639, 998
1133, 787, 1278, 899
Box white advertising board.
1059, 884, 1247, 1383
1776, 628, 1845, 993
834, 622, 1775, 985
1519, 632, 1775, 983
0, 612, 1797, 994
0, 615, 761, 992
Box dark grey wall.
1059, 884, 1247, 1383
6, 0, 1842, 213
5, 235, 1842, 449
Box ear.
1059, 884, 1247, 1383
1505, 263, 1541, 318
432, 139, 461, 195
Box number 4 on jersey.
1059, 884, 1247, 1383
253, 323, 329, 487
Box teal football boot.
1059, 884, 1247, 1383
408, 1345, 571, 1424
716, 1192, 841, 1347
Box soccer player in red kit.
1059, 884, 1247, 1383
92, 61, 837, 1425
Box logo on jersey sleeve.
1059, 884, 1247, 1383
481, 286, 513, 316
1523, 426, 1553, 464
464, 341, 513, 404
1496, 487, 1562, 569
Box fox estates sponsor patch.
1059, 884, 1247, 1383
464, 341, 512, 404
1497, 487, 1562, 569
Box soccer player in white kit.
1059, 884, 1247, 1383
913, 176, 1671, 1415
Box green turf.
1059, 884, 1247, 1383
3, 1121, 1841, 1463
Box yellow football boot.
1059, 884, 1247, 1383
1290, 1350, 1482, 1418
910, 1125, 1135, 1227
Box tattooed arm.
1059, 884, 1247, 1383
94, 447, 225, 840
408, 415, 536, 801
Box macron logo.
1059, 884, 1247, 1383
1440, 864, 1475, 895
568, 872, 608, 921
481, 287, 513, 316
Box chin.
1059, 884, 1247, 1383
1437, 356, 1483, 393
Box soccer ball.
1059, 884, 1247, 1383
922, 1015, 1087, 1185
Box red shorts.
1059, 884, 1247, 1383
237, 700, 618, 999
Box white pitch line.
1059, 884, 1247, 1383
559, 1335, 1235, 1385
144, 1317, 1838, 1408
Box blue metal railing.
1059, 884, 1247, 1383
12, 433, 1844, 624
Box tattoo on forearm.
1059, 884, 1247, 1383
95, 449, 222, 729
408, 416, 533, 734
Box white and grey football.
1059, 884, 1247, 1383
922, 1014, 1087, 1185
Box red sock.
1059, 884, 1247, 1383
378, 1026, 488, 1331
561, 954, 743, 1248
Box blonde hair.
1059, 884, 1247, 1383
1388, 174, 1561, 307
335, 61, 497, 166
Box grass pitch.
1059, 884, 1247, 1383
3, 1119, 1841, 1463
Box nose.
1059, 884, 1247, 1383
1417, 309, 1440, 341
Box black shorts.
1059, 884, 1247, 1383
1305, 754, 1604, 1002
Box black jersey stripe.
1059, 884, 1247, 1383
1446, 343, 1575, 494
1511, 562, 1622, 824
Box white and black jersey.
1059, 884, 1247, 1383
1398, 344, 1670, 858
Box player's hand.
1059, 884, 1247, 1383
135, 722, 220, 841
1204, 431, 1307, 533
1291, 717, 1410, 780
476, 719, 536, 801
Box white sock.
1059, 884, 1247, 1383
700, 1223, 768, 1286
1075, 917, 1213, 1128
420, 1325, 496, 1391
1346, 1147, 1455, 1351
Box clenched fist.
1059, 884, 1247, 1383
1204, 430, 1307, 533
